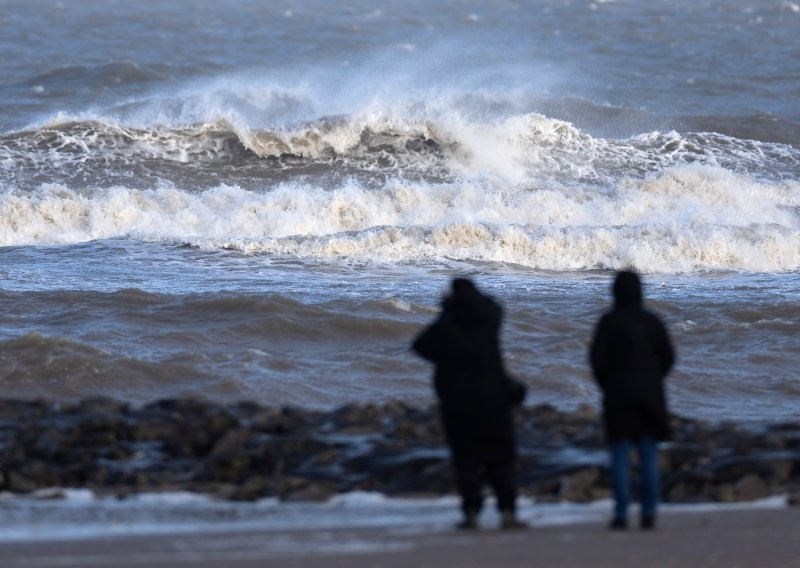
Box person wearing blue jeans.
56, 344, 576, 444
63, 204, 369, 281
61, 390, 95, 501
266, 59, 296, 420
610, 435, 660, 528
590, 271, 675, 530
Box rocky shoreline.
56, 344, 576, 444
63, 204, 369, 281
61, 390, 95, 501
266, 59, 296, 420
1, 398, 798, 505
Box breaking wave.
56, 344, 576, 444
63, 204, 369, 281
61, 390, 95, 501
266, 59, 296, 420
2, 111, 798, 188
2, 165, 799, 273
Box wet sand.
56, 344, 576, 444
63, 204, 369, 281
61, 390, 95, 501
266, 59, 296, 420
2, 507, 799, 568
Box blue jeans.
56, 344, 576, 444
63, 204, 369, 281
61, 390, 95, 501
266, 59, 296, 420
609, 436, 660, 519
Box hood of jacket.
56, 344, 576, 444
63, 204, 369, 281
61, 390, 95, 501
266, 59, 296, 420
613, 270, 643, 308
442, 281, 502, 327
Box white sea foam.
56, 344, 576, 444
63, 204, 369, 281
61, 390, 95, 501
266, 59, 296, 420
2, 165, 799, 273
233, 113, 796, 183
0, 490, 787, 543
12, 92, 798, 185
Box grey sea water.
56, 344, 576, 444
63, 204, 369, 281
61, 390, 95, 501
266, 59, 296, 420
1, 0, 800, 421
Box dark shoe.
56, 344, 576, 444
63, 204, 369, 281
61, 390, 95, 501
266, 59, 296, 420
609, 516, 628, 530
500, 511, 527, 530
457, 511, 479, 530
640, 514, 656, 530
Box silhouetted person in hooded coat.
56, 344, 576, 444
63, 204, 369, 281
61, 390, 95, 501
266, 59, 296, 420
412, 278, 525, 530
590, 270, 674, 530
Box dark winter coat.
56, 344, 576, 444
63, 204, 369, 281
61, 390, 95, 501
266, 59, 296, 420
589, 273, 675, 443
412, 286, 518, 462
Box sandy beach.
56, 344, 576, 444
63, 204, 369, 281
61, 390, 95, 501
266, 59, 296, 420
2, 506, 798, 568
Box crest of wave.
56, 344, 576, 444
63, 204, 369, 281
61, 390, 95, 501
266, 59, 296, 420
21, 78, 798, 185
236, 108, 593, 183
35, 78, 600, 180
203, 109, 799, 185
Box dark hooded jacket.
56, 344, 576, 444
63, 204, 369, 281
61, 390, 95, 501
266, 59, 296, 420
590, 271, 675, 443
412, 281, 517, 461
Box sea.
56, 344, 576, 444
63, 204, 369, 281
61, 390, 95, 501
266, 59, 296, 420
2, 0, 800, 421
1, 0, 800, 547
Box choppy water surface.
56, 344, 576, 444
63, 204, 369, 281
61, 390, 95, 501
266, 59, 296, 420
1, 0, 799, 421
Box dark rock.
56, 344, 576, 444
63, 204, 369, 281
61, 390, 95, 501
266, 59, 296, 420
84, 464, 111, 487
310, 448, 340, 466
0, 399, 50, 422
382, 400, 412, 420
30, 430, 71, 461
250, 408, 303, 434
733, 473, 769, 501
526, 404, 567, 432
283, 481, 339, 502
275, 476, 310, 499
390, 418, 441, 443
1, 398, 799, 504
763, 459, 794, 484
229, 401, 263, 420
211, 428, 252, 460
526, 478, 562, 502
664, 444, 705, 472
664, 469, 716, 503
346, 448, 451, 494
19, 460, 60, 488
229, 476, 271, 501
714, 483, 736, 502
205, 429, 254, 483
558, 467, 604, 502
71, 397, 129, 415
332, 403, 384, 434
6, 471, 40, 493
